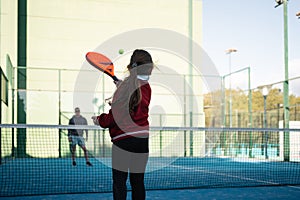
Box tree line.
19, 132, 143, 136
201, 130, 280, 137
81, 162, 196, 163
204, 88, 300, 127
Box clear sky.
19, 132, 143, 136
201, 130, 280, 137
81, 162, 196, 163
202, 0, 300, 93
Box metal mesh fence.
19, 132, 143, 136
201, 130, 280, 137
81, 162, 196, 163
1, 124, 300, 196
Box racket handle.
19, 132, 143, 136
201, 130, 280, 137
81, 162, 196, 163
112, 76, 119, 82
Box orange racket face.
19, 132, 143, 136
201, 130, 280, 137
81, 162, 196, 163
86, 52, 118, 81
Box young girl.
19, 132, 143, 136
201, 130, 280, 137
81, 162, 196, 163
92, 49, 153, 200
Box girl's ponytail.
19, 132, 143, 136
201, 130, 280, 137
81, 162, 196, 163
112, 50, 153, 114
128, 62, 141, 113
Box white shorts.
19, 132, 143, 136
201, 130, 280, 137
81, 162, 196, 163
71, 136, 85, 147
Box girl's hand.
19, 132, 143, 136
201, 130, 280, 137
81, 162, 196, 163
91, 116, 99, 125
105, 97, 112, 106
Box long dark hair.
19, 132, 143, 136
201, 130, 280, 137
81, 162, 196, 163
112, 49, 153, 113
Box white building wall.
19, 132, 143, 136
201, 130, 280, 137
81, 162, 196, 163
1, 0, 205, 157
0, 0, 18, 123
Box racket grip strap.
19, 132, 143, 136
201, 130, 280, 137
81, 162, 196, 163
112, 76, 119, 82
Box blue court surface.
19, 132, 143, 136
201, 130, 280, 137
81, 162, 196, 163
1, 157, 300, 198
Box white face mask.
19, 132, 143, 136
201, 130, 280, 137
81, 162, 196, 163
137, 75, 150, 81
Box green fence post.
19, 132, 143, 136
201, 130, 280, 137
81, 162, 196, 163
58, 69, 62, 158
283, 0, 290, 162
17, 0, 27, 158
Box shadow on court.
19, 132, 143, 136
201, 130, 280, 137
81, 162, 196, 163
1, 157, 300, 198
1, 186, 300, 200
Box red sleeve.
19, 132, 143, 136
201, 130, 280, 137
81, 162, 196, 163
141, 83, 151, 105
97, 109, 115, 128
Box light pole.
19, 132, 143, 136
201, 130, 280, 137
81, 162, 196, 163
262, 87, 269, 159
275, 0, 289, 161
225, 48, 237, 128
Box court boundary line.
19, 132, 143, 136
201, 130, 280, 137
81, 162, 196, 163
170, 164, 300, 190
169, 164, 282, 186
169, 163, 300, 190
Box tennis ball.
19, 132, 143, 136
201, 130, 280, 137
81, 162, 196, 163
118, 49, 124, 54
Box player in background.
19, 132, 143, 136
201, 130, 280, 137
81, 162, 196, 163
68, 107, 92, 166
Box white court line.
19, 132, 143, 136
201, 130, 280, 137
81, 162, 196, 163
288, 185, 300, 190
169, 164, 281, 186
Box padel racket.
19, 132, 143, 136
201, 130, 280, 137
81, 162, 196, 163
86, 52, 119, 81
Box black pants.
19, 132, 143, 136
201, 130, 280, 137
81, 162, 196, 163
112, 137, 149, 200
